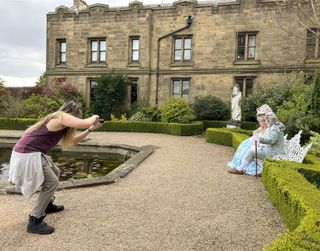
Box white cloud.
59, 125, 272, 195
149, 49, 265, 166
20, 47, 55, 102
1, 75, 37, 87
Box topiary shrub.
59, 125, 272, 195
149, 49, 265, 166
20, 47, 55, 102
192, 95, 230, 120
160, 98, 195, 123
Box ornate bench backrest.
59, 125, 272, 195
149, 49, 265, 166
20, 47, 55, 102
273, 131, 312, 163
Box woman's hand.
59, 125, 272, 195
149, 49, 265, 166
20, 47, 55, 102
87, 118, 103, 132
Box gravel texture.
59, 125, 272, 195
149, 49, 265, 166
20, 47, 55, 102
0, 130, 285, 251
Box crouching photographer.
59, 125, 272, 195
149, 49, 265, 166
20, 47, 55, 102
8, 101, 103, 234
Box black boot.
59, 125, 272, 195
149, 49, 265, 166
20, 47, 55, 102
45, 196, 64, 214
27, 215, 54, 234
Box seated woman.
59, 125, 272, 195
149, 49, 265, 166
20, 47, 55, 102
227, 114, 269, 175
228, 111, 285, 175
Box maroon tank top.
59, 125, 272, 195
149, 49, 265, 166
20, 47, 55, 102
13, 125, 67, 154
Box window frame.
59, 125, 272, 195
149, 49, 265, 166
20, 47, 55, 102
306, 29, 320, 59
129, 37, 140, 63
234, 77, 255, 97
89, 38, 106, 64
171, 78, 190, 100
236, 32, 258, 61
173, 36, 192, 63
56, 39, 66, 65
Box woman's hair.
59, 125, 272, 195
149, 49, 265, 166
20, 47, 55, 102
265, 112, 286, 131
25, 101, 83, 148
256, 114, 266, 122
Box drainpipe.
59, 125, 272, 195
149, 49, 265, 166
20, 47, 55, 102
155, 16, 193, 104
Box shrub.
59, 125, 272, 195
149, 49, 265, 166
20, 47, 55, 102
192, 95, 230, 120
91, 73, 128, 119
140, 105, 161, 122
22, 80, 85, 119
0, 95, 27, 118
160, 98, 195, 123
310, 131, 320, 157
128, 111, 151, 122
242, 72, 306, 121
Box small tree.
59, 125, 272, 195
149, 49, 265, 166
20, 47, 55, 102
91, 72, 128, 119
35, 72, 47, 87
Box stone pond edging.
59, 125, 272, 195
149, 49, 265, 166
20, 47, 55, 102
0, 136, 157, 195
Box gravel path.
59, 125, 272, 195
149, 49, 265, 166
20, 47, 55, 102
0, 131, 285, 250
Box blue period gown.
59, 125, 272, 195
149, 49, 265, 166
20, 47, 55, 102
227, 136, 264, 175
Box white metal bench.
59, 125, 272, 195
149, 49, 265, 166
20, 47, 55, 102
272, 131, 313, 163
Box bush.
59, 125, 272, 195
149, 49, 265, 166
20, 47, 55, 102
91, 73, 128, 119
22, 81, 85, 119
310, 131, 320, 157
140, 105, 161, 122
192, 95, 230, 120
0, 95, 27, 118
242, 72, 307, 121
128, 111, 151, 122
160, 98, 195, 123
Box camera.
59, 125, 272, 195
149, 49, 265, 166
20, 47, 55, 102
98, 118, 104, 124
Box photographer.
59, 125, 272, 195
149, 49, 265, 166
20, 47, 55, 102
8, 101, 102, 234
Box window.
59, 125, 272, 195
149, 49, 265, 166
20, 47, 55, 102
306, 29, 320, 59
172, 79, 190, 100
57, 39, 66, 64
89, 80, 98, 103
174, 36, 192, 62
130, 79, 138, 105
236, 32, 257, 60
130, 37, 140, 63
235, 77, 254, 97
90, 39, 106, 63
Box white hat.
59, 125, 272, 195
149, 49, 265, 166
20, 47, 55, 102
256, 104, 273, 116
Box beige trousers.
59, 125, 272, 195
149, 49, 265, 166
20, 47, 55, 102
30, 155, 60, 218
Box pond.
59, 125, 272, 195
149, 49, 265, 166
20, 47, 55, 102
0, 148, 127, 182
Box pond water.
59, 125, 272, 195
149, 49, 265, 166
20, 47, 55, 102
0, 149, 125, 182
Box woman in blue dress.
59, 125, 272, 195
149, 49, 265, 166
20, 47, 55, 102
227, 104, 272, 175
227, 115, 268, 175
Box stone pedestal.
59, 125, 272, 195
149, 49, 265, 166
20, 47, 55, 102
227, 120, 242, 129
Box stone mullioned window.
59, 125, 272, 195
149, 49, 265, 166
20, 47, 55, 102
172, 79, 190, 100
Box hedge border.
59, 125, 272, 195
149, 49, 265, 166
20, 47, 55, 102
0, 118, 203, 136
205, 128, 320, 251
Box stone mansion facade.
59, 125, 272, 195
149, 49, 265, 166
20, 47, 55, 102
45, 0, 320, 107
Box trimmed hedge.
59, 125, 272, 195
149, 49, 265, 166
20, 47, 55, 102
202, 120, 228, 130
202, 120, 258, 131
206, 129, 320, 251
205, 128, 252, 147
0, 118, 37, 130
241, 121, 259, 130
96, 121, 203, 136
262, 160, 320, 251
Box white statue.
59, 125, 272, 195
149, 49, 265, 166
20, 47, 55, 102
231, 84, 242, 121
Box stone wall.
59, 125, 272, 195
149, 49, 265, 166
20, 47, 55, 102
46, 0, 318, 106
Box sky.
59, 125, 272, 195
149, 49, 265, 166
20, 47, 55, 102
0, 0, 224, 87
